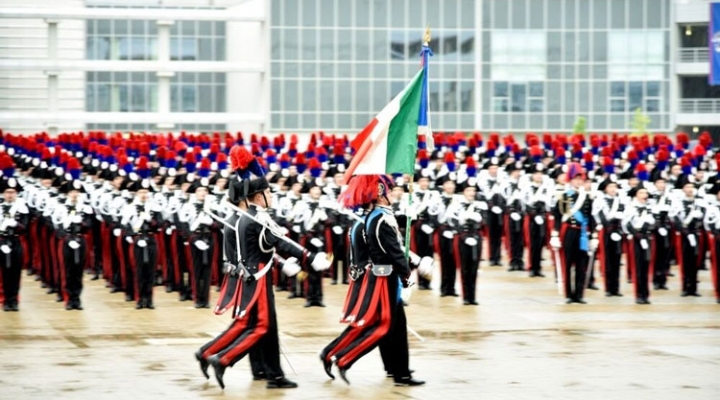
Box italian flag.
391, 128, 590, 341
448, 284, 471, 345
344, 69, 424, 180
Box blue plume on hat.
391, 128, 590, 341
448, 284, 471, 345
136, 156, 150, 180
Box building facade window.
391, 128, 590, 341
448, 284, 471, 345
170, 72, 227, 113
87, 20, 158, 60
270, 0, 476, 132
480, 0, 671, 132
86, 72, 158, 112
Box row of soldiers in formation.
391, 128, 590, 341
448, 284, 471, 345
1, 129, 719, 313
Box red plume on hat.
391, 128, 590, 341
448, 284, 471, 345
339, 175, 394, 210
230, 145, 254, 171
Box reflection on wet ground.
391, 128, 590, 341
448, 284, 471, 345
1, 262, 719, 400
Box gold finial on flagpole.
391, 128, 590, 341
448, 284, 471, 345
424, 26, 431, 45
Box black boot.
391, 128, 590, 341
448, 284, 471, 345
194, 351, 209, 379
208, 355, 226, 390
73, 300, 83, 310
266, 376, 298, 389
394, 376, 425, 386
320, 354, 335, 380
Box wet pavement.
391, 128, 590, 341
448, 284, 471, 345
1, 261, 719, 400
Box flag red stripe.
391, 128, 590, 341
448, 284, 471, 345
343, 118, 379, 183
350, 118, 379, 152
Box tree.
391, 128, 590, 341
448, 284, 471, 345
573, 116, 586, 135
630, 108, 651, 137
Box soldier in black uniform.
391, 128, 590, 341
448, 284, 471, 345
123, 163, 164, 310
703, 182, 720, 304
206, 146, 329, 390
409, 173, 435, 290
522, 164, 551, 277
452, 179, 484, 305
480, 159, 505, 266
435, 173, 458, 297
0, 175, 29, 312
649, 175, 673, 290
326, 174, 424, 387
54, 161, 93, 310
592, 177, 625, 297
550, 163, 596, 304
622, 183, 655, 304
504, 162, 525, 271
671, 174, 705, 297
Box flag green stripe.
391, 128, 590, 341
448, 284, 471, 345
385, 70, 424, 174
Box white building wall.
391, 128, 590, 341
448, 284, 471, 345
0, 0, 86, 133
675, 0, 713, 24
225, 0, 268, 134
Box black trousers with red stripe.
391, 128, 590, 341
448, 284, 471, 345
438, 228, 457, 296
62, 237, 86, 304
602, 231, 623, 295
133, 237, 157, 304
508, 216, 524, 269
0, 238, 23, 306
562, 227, 589, 301
198, 319, 266, 377
212, 275, 284, 379
678, 234, 699, 294
528, 215, 545, 274
652, 231, 672, 288
456, 233, 480, 303
191, 235, 213, 305
630, 237, 651, 301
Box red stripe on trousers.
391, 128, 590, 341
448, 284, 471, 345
337, 279, 392, 369
220, 277, 270, 366
201, 317, 250, 359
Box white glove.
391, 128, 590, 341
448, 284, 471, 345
311, 252, 331, 271
165, 227, 174, 235
199, 213, 213, 226
136, 239, 148, 248
405, 207, 418, 221
67, 240, 80, 250
510, 212, 522, 221
589, 238, 599, 252
317, 210, 328, 221
632, 218, 644, 230
310, 237, 324, 248
692, 210, 703, 219
401, 284, 414, 303
491, 206, 502, 214
281, 257, 301, 277
125, 236, 133, 244
292, 225, 302, 233
421, 224, 434, 234
612, 211, 624, 220
550, 236, 561, 249
417, 256, 434, 280
467, 211, 482, 222
0, 244, 11, 254
643, 214, 655, 225
409, 252, 421, 266
142, 212, 152, 222
113, 228, 121, 237
4, 219, 17, 228
72, 214, 83, 224
62, 216, 73, 230
194, 240, 210, 251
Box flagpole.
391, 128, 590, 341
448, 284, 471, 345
404, 27, 432, 260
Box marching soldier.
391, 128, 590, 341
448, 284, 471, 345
293, 182, 329, 307
325, 174, 424, 386
122, 159, 164, 309
0, 174, 29, 312
206, 146, 330, 390
479, 158, 505, 267
435, 173, 458, 297
522, 164, 552, 277
649, 175, 673, 290
592, 177, 625, 297
409, 172, 436, 290
622, 184, 655, 304
179, 160, 219, 309
449, 179, 484, 305
671, 174, 706, 297
53, 159, 93, 310
703, 182, 720, 304
550, 163, 596, 304
503, 162, 525, 271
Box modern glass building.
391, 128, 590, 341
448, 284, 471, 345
270, 0, 673, 133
